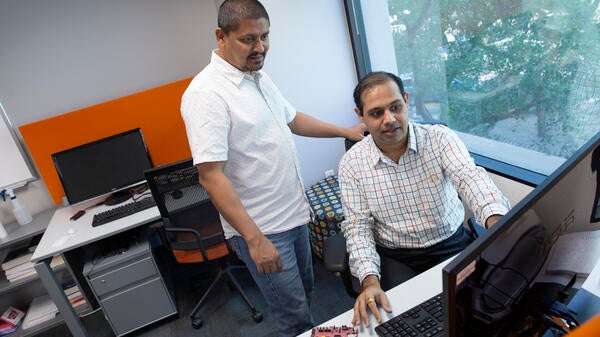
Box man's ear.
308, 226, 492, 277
354, 107, 364, 122
215, 27, 225, 45
404, 92, 410, 104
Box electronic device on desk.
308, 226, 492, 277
375, 132, 600, 337
51, 128, 154, 206
375, 294, 444, 337
311, 325, 358, 337
92, 196, 156, 227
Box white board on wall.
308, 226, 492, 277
0, 102, 36, 189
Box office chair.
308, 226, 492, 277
144, 158, 263, 329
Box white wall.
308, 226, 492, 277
0, 0, 531, 225
0, 0, 360, 223
261, 0, 359, 185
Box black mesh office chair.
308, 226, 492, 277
144, 158, 262, 329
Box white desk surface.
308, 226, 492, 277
582, 258, 600, 298
298, 259, 451, 337
31, 197, 160, 262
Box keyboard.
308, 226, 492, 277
92, 197, 156, 227
375, 293, 444, 337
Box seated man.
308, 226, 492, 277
338, 71, 511, 327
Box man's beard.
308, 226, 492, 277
244, 53, 265, 71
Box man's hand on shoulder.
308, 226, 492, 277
345, 123, 367, 142
352, 275, 392, 328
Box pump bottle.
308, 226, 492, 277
0, 189, 32, 225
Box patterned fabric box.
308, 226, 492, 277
305, 175, 345, 259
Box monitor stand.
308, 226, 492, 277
103, 190, 132, 205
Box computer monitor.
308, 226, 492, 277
443, 131, 600, 337
51, 128, 154, 205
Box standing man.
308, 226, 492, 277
180, 1, 364, 335
338, 71, 510, 327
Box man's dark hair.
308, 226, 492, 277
353, 71, 406, 115
218, 0, 270, 34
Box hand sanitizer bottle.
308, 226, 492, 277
1, 189, 32, 225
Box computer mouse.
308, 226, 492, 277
172, 190, 183, 199
67, 228, 77, 235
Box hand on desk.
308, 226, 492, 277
352, 275, 391, 328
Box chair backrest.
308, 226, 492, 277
144, 158, 229, 262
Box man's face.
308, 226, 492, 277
356, 80, 410, 149
216, 18, 270, 72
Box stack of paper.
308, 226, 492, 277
1, 251, 34, 282
64, 284, 88, 314
21, 295, 58, 331
2, 254, 64, 283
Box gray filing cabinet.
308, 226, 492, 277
83, 238, 177, 336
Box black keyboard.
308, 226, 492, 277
375, 293, 444, 337
92, 197, 156, 227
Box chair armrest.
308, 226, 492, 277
323, 235, 348, 273
468, 217, 486, 239
323, 235, 359, 298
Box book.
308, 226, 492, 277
3, 260, 34, 275
0, 306, 25, 336
6, 269, 37, 283
67, 290, 81, 300
0, 324, 17, 337
5, 255, 64, 283
64, 285, 80, 296
546, 230, 600, 277
5, 265, 35, 279
0, 306, 25, 326
1, 252, 33, 271
21, 295, 58, 330
22, 312, 56, 330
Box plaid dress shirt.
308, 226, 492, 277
338, 123, 510, 283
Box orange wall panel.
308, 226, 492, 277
20, 78, 193, 205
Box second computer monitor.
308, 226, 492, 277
51, 128, 154, 205
443, 132, 600, 337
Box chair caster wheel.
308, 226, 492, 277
191, 317, 203, 329
253, 311, 263, 323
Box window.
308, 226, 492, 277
345, 0, 599, 183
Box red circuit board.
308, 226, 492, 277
311, 325, 359, 337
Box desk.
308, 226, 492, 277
297, 260, 450, 337
299, 257, 600, 337
31, 199, 160, 337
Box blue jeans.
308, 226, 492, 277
229, 225, 314, 337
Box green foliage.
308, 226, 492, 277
387, 0, 599, 157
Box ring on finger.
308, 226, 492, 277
367, 297, 374, 304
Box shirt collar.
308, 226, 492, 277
211, 50, 264, 86
407, 122, 418, 153
366, 122, 419, 167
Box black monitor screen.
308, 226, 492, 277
52, 128, 153, 205
443, 131, 600, 337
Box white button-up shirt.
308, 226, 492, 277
181, 51, 310, 238
338, 123, 510, 282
